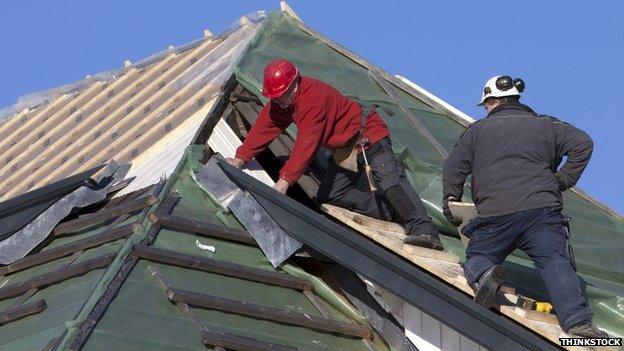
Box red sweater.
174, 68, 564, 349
235, 76, 390, 184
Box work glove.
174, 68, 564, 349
442, 196, 462, 227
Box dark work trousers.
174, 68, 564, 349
317, 137, 437, 237
462, 207, 592, 331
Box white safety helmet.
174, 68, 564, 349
478, 75, 525, 106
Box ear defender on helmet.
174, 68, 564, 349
479, 75, 525, 105
495, 76, 514, 91
513, 78, 525, 92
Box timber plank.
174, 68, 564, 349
0, 69, 140, 191
324, 205, 606, 351
322, 204, 459, 263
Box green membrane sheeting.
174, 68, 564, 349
84, 147, 386, 351
0, 212, 143, 351
233, 12, 624, 337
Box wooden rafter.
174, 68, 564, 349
66, 85, 219, 178
0, 108, 29, 143
0, 95, 74, 150
0, 68, 141, 186
0, 82, 104, 182
2, 38, 222, 199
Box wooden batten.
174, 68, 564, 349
134, 245, 312, 290
0, 253, 116, 301
145, 265, 299, 351
47, 82, 215, 184
0, 55, 177, 199
169, 288, 373, 338
0, 300, 47, 325
0, 223, 138, 276
153, 214, 257, 246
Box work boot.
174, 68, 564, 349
471, 265, 506, 308
567, 321, 609, 338
403, 233, 444, 251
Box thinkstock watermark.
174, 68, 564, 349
560, 337, 622, 347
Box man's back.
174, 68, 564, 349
470, 103, 561, 215
444, 101, 593, 217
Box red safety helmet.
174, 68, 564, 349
261, 59, 299, 99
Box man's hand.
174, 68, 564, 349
273, 178, 290, 194
226, 157, 245, 168
443, 196, 462, 227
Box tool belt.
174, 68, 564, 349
331, 104, 374, 172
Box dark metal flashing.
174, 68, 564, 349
0, 164, 105, 240
328, 263, 419, 351
218, 161, 560, 351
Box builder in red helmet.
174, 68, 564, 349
228, 59, 444, 250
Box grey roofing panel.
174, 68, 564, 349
0, 165, 104, 241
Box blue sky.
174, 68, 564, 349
0, 1, 622, 213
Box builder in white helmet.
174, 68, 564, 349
442, 76, 608, 338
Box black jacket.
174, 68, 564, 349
443, 101, 593, 217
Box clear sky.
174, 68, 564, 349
0, 1, 622, 213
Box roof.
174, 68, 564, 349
0, 3, 622, 350
0, 146, 388, 351
230, 10, 624, 340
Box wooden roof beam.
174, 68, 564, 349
0, 82, 104, 181
36, 82, 216, 190
2, 38, 220, 198
0, 68, 142, 186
